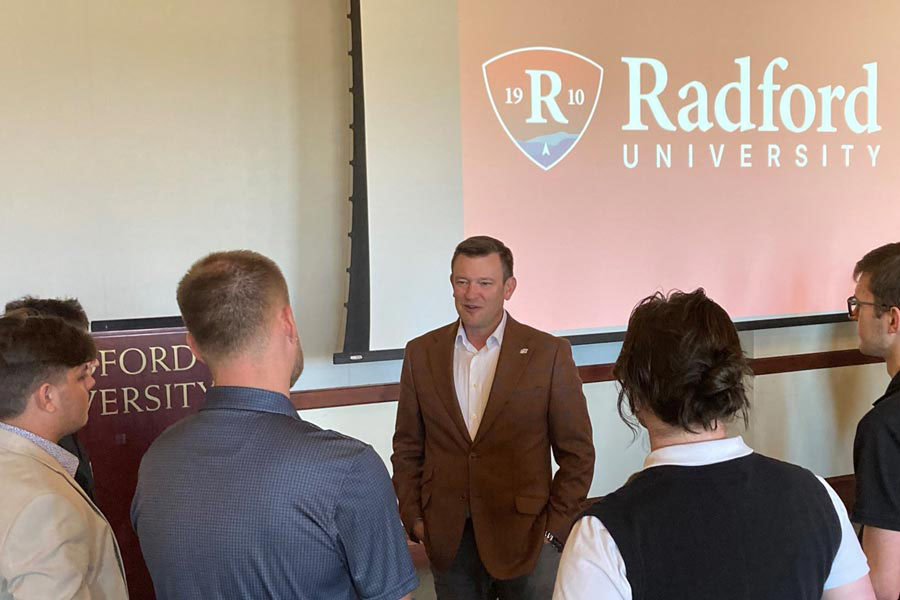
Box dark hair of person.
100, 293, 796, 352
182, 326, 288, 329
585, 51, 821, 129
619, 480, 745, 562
854, 242, 900, 317
177, 250, 289, 362
613, 289, 751, 434
0, 314, 97, 420
4, 296, 89, 330
451, 236, 514, 281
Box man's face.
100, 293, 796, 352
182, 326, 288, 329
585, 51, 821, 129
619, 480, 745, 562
451, 253, 516, 336
855, 273, 891, 358
55, 360, 97, 435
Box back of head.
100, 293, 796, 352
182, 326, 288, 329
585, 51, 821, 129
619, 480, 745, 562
4, 296, 89, 330
0, 314, 97, 420
854, 241, 900, 314
613, 289, 751, 433
177, 250, 289, 364
452, 235, 514, 280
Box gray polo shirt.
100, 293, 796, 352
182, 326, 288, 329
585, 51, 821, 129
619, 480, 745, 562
131, 385, 417, 600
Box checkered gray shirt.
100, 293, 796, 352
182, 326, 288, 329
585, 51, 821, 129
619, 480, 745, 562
131, 385, 417, 600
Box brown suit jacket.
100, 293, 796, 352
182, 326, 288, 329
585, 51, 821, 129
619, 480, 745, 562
391, 315, 595, 579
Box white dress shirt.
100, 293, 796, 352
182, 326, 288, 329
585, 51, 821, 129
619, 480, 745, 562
453, 311, 507, 439
553, 436, 870, 600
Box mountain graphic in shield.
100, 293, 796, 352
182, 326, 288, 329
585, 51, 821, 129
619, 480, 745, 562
483, 47, 603, 171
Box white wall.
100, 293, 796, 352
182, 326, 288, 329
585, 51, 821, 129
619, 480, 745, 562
0, 3, 890, 596
361, 0, 465, 351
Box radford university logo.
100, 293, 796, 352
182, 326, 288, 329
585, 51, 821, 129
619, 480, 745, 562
483, 47, 604, 170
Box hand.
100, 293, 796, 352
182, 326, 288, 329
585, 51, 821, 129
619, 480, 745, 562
412, 520, 425, 544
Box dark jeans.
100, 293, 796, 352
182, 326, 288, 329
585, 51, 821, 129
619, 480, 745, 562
432, 520, 560, 600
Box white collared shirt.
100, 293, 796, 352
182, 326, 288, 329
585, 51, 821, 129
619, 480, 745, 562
553, 436, 870, 600
453, 311, 507, 439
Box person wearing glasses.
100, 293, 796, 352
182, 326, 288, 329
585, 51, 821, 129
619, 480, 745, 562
4, 296, 98, 501
554, 289, 874, 600
849, 242, 900, 600
0, 309, 128, 598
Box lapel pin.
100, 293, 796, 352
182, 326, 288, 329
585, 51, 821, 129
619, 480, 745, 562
520, 348, 528, 354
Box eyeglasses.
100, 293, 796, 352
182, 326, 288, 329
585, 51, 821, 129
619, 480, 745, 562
847, 296, 888, 320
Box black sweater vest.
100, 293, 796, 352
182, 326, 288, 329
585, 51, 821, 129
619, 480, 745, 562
582, 453, 841, 600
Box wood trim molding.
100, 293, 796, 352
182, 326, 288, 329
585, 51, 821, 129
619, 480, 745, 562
292, 349, 882, 411
294, 383, 400, 410
747, 349, 882, 376
825, 474, 856, 513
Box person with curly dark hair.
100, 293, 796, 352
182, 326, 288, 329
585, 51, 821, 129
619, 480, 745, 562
554, 289, 874, 600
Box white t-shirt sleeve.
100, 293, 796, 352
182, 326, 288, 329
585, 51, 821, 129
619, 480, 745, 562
552, 516, 632, 600
816, 475, 870, 589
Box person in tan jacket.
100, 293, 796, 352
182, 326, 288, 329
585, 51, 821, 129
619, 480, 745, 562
0, 311, 127, 599
392, 236, 595, 599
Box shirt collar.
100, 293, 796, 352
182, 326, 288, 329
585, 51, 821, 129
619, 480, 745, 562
456, 310, 508, 352
642, 435, 753, 470
200, 385, 299, 419
0, 421, 79, 477
874, 371, 900, 407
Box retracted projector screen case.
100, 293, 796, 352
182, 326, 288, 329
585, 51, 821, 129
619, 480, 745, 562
337, 0, 899, 363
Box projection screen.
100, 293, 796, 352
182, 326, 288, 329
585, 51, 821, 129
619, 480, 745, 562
350, 0, 900, 358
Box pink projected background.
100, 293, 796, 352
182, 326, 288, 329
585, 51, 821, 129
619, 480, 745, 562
458, 1, 900, 333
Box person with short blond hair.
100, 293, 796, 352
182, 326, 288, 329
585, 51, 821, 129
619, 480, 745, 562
132, 249, 417, 600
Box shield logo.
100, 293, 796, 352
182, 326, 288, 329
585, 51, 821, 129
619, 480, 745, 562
483, 47, 603, 171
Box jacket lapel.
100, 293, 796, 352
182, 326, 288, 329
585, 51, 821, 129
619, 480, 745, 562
473, 316, 533, 444
427, 321, 473, 444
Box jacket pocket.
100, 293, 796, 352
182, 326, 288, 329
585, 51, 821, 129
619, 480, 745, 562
515, 495, 547, 515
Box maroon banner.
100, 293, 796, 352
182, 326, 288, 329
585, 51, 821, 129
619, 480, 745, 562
81, 327, 211, 600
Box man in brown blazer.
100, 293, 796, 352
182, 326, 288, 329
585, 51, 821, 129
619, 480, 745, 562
392, 236, 595, 599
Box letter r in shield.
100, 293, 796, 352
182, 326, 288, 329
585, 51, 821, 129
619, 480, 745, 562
483, 47, 603, 170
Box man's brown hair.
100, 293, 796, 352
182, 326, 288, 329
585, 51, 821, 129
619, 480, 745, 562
0, 314, 96, 419
5, 296, 89, 330
176, 250, 289, 362
854, 242, 900, 317
451, 236, 514, 281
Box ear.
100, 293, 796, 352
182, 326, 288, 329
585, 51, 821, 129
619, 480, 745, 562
33, 382, 59, 415
887, 306, 900, 335
503, 276, 517, 301
279, 304, 298, 341
185, 332, 207, 365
